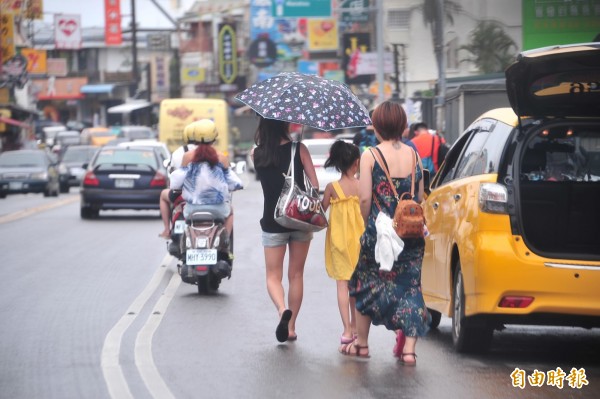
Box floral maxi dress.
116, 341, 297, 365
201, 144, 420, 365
348, 156, 430, 337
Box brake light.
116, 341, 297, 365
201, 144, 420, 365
83, 171, 99, 186
151, 171, 167, 187
479, 183, 507, 214
498, 296, 534, 308
196, 266, 208, 272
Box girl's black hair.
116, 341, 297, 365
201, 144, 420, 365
324, 140, 360, 174
253, 117, 290, 168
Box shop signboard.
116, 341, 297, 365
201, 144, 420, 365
272, 0, 331, 18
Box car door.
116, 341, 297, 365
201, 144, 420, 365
422, 131, 472, 305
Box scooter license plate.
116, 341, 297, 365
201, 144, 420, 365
186, 249, 217, 266
173, 220, 186, 234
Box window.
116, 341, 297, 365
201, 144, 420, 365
454, 129, 490, 180
388, 9, 410, 30
446, 37, 459, 70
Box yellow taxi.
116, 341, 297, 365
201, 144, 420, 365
421, 43, 600, 352
81, 127, 117, 147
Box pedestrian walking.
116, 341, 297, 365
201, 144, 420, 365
321, 140, 365, 347
342, 101, 430, 364
409, 122, 445, 175
252, 116, 319, 342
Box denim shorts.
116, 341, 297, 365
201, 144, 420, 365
261, 230, 313, 247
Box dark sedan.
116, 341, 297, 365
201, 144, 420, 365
58, 145, 98, 193
0, 149, 60, 198
79, 145, 167, 218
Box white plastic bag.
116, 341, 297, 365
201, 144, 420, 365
374, 212, 404, 272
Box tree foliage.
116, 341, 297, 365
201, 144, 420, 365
460, 21, 518, 73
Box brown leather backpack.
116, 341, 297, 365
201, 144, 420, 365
370, 147, 425, 239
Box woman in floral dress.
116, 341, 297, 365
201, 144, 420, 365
343, 101, 430, 365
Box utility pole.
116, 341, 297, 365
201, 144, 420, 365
434, 0, 446, 132
375, 0, 384, 104
130, 0, 139, 97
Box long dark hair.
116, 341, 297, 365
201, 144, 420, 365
324, 140, 360, 174
253, 116, 290, 168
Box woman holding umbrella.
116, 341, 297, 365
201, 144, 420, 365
252, 116, 319, 342
237, 72, 370, 342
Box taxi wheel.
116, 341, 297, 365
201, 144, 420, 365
452, 263, 493, 353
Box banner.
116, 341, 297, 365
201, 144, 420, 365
0, 13, 16, 61
54, 14, 82, 49
46, 58, 68, 76
104, 0, 122, 45
218, 23, 238, 85
307, 19, 338, 51
342, 32, 372, 85
21, 48, 47, 74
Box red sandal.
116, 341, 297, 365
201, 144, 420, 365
399, 352, 417, 366
339, 341, 370, 358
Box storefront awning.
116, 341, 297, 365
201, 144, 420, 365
107, 101, 152, 114
0, 116, 32, 129
80, 84, 116, 94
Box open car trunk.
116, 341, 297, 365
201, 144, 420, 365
518, 125, 600, 258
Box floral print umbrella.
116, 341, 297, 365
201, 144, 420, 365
235, 72, 371, 131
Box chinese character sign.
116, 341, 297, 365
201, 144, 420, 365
1, 12, 16, 61
105, 0, 122, 46
218, 23, 238, 85
54, 14, 82, 50
21, 48, 47, 74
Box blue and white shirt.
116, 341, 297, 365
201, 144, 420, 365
170, 162, 243, 205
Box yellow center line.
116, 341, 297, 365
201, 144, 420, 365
0, 195, 79, 224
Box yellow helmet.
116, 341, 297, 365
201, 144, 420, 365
183, 119, 218, 144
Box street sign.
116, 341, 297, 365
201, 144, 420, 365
341, 0, 369, 23
272, 0, 331, 18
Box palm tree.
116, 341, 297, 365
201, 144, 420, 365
420, 0, 462, 129
460, 21, 517, 73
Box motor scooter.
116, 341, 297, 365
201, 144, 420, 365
178, 211, 233, 294
167, 191, 186, 259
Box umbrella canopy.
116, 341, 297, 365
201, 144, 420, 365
235, 72, 371, 131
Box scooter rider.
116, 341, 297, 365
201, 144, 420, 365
168, 119, 243, 240
158, 136, 197, 238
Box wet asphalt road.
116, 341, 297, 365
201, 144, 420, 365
0, 173, 599, 399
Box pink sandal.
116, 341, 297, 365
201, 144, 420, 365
393, 330, 406, 358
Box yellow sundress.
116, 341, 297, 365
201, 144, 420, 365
325, 181, 365, 280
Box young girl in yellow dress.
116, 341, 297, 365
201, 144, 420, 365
322, 140, 365, 346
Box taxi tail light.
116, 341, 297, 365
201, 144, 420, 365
479, 183, 508, 214
83, 171, 99, 186
196, 266, 208, 272
150, 171, 167, 187
499, 296, 534, 308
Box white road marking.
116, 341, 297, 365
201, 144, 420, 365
135, 271, 181, 399
101, 254, 174, 399
0, 195, 79, 224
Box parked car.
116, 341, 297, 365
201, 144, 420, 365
79, 145, 168, 218
303, 138, 353, 193
115, 125, 157, 141
34, 120, 65, 144
52, 130, 82, 156
43, 125, 68, 147
421, 43, 600, 353
57, 145, 98, 192
0, 149, 60, 198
